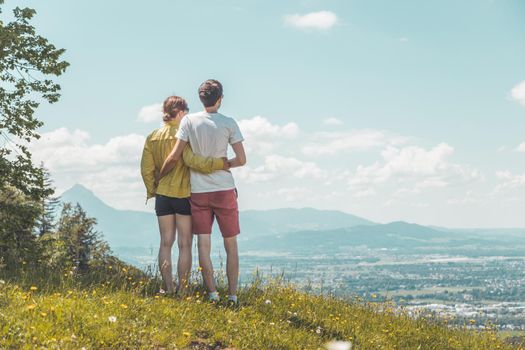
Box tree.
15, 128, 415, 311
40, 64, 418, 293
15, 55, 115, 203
36, 165, 60, 236
56, 203, 109, 274
0, 186, 41, 270
0, 1, 69, 200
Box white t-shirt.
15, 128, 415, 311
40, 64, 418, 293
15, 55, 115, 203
176, 111, 244, 193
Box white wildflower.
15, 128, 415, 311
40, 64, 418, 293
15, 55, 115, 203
108, 316, 117, 323
264, 299, 271, 305
325, 341, 352, 350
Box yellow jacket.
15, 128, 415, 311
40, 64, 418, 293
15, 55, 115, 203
140, 120, 224, 200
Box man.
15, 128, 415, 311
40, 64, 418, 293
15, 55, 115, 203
159, 79, 246, 305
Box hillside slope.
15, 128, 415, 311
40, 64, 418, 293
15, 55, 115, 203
0, 278, 517, 350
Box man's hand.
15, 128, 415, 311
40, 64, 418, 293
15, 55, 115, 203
154, 172, 160, 188
159, 139, 187, 180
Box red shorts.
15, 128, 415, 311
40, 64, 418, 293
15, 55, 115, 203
190, 189, 240, 238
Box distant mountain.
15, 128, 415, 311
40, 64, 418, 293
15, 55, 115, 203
242, 221, 471, 252
60, 185, 525, 269
241, 207, 375, 235
59, 184, 376, 248
61, 184, 158, 248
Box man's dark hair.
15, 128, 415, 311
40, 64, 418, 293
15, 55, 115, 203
198, 79, 223, 107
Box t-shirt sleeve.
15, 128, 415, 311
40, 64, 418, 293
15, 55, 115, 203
229, 119, 244, 145
176, 117, 190, 142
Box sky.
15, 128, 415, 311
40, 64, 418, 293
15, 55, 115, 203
3, 0, 525, 227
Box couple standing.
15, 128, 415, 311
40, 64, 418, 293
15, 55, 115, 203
140, 79, 246, 305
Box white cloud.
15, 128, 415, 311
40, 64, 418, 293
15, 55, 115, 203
511, 81, 525, 107
516, 142, 525, 153
284, 11, 338, 31
302, 129, 406, 156
36, 127, 90, 147
138, 103, 163, 123
447, 191, 477, 205
415, 178, 449, 190
31, 120, 506, 226
238, 116, 299, 155
31, 128, 147, 210
347, 143, 480, 193
323, 117, 344, 126
32, 128, 144, 172
277, 187, 312, 202
381, 143, 455, 175
399, 37, 409, 42
235, 155, 326, 184
493, 170, 525, 194
353, 189, 376, 198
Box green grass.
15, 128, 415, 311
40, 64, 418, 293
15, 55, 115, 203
0, 266, 522, 350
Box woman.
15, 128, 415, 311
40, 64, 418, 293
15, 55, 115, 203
140, 96, 227, 295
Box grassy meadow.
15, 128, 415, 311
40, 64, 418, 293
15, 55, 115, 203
0, 264, 523, 350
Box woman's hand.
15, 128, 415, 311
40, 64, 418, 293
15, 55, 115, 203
222, 157, 231, 171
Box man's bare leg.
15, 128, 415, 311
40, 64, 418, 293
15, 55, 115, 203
175, 214, 193, 295
157, 215, 176, 294
223, 236, 239, 298
197, 234, 217, 297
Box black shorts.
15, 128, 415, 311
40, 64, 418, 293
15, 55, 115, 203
155, 195, 191, 217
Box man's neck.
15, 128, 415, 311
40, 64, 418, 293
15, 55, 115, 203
205, 107, 219, 114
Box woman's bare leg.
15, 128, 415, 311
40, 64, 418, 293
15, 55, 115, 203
157, 214, 177, 293
176, 214, 193, 295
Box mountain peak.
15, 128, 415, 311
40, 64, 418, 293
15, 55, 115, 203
381, 221, 442, 237
386, 221, 418, 227
60, 184, 110, 210
66, 183, 95, 195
